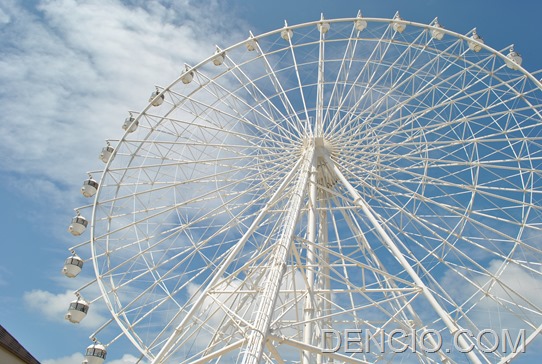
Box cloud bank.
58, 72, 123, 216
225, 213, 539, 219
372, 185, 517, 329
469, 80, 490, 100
0, 0, 244, 198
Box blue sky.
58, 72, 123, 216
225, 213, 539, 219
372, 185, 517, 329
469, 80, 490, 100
1, 0, 542, 363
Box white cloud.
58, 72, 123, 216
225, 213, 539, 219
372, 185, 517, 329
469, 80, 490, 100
441, 259, 542, 334
42, 352, 84, 364
0, 6, 10, 25
0, 0, 245, 205
107, 354, 142, 364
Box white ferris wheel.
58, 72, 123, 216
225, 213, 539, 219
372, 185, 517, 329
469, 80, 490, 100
63, 11, 542, 364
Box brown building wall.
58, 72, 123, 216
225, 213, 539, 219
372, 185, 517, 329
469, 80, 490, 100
0, 326, 40, 364
0, 346, 28, 364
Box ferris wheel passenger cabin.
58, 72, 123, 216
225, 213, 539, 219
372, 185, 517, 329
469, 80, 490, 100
83, 343, 107, 364
65, 297, 89, 324
81, 178, 98, 198
68, 213, 88, 236
62, 253, 84, 278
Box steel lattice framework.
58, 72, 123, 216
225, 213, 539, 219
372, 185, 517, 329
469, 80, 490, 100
67, 13, 542, 364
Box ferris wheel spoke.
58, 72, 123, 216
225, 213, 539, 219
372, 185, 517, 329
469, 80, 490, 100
101, 152, 295, 185
329, 26, 442, 137
93, 183, 247, 243
295, 239, 431, 354
373, 155, 530, 195
164, 73, 299, 145
96, 149, 295, 209
285, 25, 313, 135
338, 150, 534, 238
449, 261, 542, 318
321, 21, 362, 131
326, 21, 422, 135
332, 45, 504, 140
103, 234, 238, 317
237, 39, 307, 137
345, 135, 542, 157
94, 211, 267, 305
138, 110, 292, 151
328, 155, 499, 362
341, 89, 538, 157
351, 67, 529, 148
120, 138, 288, 155
94, 153, 294, 240
220, 51, 305, 140
336, 203, 456, 363
359, 193, 521, 270
379, 153, 525, 188
102, 154, 271, 175
326, 32, 420, 136
363, 90, 537, 157
337, 127, 534, 185
334, 177, 539, 330
251, 44, 308, 136
337, 72, 482, 148
328, 32, 469, 137
360, 202, 530, 311
96, 166, 291, 286
180, 71, 301, 143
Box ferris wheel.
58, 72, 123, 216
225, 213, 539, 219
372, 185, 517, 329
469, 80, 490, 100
63, 11, 542, 364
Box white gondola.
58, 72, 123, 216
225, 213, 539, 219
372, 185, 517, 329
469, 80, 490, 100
99, 143, 114, 164
392, 13, 406, 33
505, 47, 523, 70
122, 115, 138, 133
62, 253, 84, 278
246, 38, 257, 51
468, 30, 484, 52
83, 343, 107, 364
68, 213, 88, 236
354, 16, 368, 32
318, 21, 330, 34
65, 297, 89, 323
281, 28, 293, 41
212, 51, 225, 66
149, 90, 164, 106
81, 177, 98, 198
431, 20, 445, 40
181, 69, 194, 84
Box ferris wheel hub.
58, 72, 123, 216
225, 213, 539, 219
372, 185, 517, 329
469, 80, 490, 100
301, 136, 339, 189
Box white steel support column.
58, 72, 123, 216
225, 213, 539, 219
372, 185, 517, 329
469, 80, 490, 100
315, 15, 325, 137
242, 146, 315, 364
325, 155, 483, 364
302, 158, 318, 364
310, 28, 327, 364
316, 200, 330, 364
